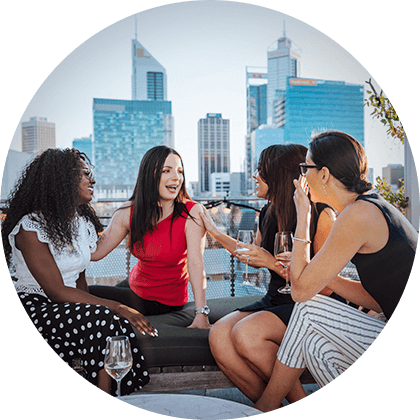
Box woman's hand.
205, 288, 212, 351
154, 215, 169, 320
293, 175, 312, 220
115, 304, 158, 337
274, 252, 290, 279
235, 243, 276, 270
198, 207, 220, 237
187, 314, 211, 329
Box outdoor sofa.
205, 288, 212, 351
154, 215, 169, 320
131, 293, 315, 393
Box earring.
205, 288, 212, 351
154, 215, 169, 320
323, 185, 327, 195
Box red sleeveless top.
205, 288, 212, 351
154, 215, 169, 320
129, 201, 197, 306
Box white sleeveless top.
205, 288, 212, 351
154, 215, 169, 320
9, 213, 98, 297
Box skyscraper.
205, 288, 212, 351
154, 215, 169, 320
246, 67, 268, 134
93, 98, 173, 198
198, 113, 230, 194
267, 31, 301, 123
72, 135, 93, 162
245, 67, 268, 192
131, 34, 167, 101
21, 117, 56, 154
278, 77, 365, 146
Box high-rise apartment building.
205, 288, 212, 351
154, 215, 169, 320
93, 98, 173, 198
198, 113, 230, 194
21, 117, 56, 154
131, 37, 167, 101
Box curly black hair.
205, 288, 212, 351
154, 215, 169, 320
1, 148, 103, 267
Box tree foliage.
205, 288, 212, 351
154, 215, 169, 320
364, 78, 405, 144
364, 79, 408, 213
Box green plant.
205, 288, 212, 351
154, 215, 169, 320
375, 176, 409, 214
364, 79, 408, 214
364, 78, 405, 144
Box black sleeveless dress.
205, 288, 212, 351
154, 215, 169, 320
351, 193, 417, 320
237, 202, 344, 325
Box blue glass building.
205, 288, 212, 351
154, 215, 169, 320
278, 77, 364, 146
72, 136, 93, 163
93, 98, 173, 198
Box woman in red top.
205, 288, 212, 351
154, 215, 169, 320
90, 146, 209, 334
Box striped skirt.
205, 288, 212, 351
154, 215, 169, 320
277, 294, 386, 387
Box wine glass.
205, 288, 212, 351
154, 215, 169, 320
274, 232, 293, 294
237, 230, 255, 285
104, 336, 133, 397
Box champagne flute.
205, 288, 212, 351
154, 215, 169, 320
104, 336, 133, 397
237, 230, 255, 285
274, 232, 293, 294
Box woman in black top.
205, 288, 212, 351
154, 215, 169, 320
254, 131, 417, 412
200, 144, 338, 403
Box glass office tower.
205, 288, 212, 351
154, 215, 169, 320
278, 78, 365, 146
131, 38, 167, 101
267, 34, 301, 123
93, 98, 173, 198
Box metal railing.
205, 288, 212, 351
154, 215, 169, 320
88, 198, 359, 300
88, 198, 268, 299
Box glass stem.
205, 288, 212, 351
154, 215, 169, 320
117, 380, 122, 397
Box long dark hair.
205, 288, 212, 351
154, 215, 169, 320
258, 144, 319, 251
128, 145, 192, 252
309, 131, 372, 194
2, 148, 103, 267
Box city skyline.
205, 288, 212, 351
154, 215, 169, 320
6, 1, 404, 186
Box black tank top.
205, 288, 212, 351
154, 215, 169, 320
351, 194, 417, 319
259, 202, 329, 295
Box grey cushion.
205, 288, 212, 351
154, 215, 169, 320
135, 295, 262, 368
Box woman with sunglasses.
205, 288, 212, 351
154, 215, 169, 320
200, 143, 342, 404
254, 131, 417, 412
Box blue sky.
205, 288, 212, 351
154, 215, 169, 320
5, 0, 406, 183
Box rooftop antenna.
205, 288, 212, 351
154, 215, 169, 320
135, 15, 138, 40
283, 20, 286, 37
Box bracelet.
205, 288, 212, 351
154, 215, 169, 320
293, 237, 311, 244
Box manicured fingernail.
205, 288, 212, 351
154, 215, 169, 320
141, 331, 146, 335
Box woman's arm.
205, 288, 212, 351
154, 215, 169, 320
76, 271, 89, 293
91, 204, 131, 261
199, 208, 238, 254
15, 228, 157, 336
186, 204, 210, 329
290, 179, 382, 312
236, 206, 337, 281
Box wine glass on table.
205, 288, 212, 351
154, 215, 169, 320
274, 232, 293, 294
104, 336, 133, 397
237, 230, 255, 286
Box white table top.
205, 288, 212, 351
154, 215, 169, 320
119, 393, 262, 419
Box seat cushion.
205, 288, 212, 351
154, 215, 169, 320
135, 295, 262, 368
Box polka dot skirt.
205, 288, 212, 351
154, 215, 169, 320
18, 293, 150, 396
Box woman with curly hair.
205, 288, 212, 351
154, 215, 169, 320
2, 148, 150, 395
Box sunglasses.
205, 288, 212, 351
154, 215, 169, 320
75, 166, 95, 181
299, 163, 318, 176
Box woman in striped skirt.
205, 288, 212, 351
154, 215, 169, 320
254, 131, 417, 412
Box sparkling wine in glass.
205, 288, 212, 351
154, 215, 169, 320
237, 230, 255, 285
274, 232, 293, 294
104, 336, 133, 397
